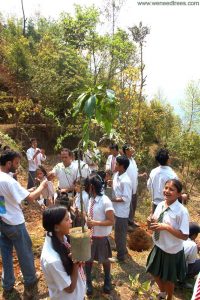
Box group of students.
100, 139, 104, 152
0, 140, 200, 300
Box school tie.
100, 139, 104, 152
89, 198, 95, 237
154, 207, 170, 241
111, 156, 116, 173
194, 278, 200, 300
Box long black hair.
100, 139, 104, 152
89, 174, 104, 196
42, 206, 73, 275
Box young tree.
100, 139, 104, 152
181, 80, 200, 132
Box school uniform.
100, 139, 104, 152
126, 157, 138, 224
75, 191, 89, 213
112, 171, 132, 260
146, 200, 189, 283
87, 194, 114, 262
105, 154, 119, 173
147, 166, 178, 211
41, 235, 86, 300
26, 147, 46, 188
183, 238, 200, 278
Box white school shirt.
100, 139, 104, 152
26, 147, 46, 171
41, 180, 55, 199
0, 171, 29, 225
126, 157, 138, 195
52, 162, 78, 189
41, 235, 86, 300
87, 194, 114, 237
105, 154, 119, 173
183, 238, 198, 266
112, 172, 132, 218
72, 160, 90, 179
74, 191, 89, 213
147, 166, 178, 205
153, 200, 189, 254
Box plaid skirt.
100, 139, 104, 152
146, 245, 187, 283
90, 236, 112, 263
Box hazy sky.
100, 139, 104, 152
1, 0, 200, 113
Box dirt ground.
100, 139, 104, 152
0, 169, 199, 300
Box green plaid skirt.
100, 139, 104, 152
146, 245, 187, 283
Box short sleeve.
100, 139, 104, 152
187, 244, 198, 264
121, 181, 132, 203
46, 260, 71, 292
103, 196, 114, 213
8, 181, 29, 204
179, 209, 189, 235
26, 149, 33, 161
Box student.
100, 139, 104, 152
105, 143, 119, 174
0, 150, 47, 299
122, 144, 138, 228
146, 179, 189, 300
35, 166, 54, 207
183, 222, 200, 278
147, 148, 178, 213
85, 174, 114, 295
112, 155, 132, 262
41, 206, 86, 300
73, 178, 90, 227
26, 138, 46, 189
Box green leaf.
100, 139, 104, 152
83, 95, 96, 117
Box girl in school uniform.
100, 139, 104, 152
41, 206, 86, 300
85, 174, 115, 295
146, 179, 189, 300
72, 178, 90, 227
35, 166, 54, 207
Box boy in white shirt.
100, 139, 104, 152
112, 155, 132, 262
183, 222, 200, 278
105, 143, 119, 174
147, 148, 178, 213
122, 144, 138, 228
26, 138, 46, 188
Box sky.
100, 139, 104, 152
1, 0, 200, 114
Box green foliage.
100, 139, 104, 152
73, 85, 117, 147
129, 273, 157, 299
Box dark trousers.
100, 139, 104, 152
128, 194, 137, 224
187, 260, 200, 278
27, 171, 36, 189
114, 216, 128, 260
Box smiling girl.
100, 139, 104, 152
40, 206, 86, 300
146, 179, 189, 300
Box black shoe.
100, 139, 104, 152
103, 282, 111, 294
86, 282, 93, 296
103, 274, 111, 294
